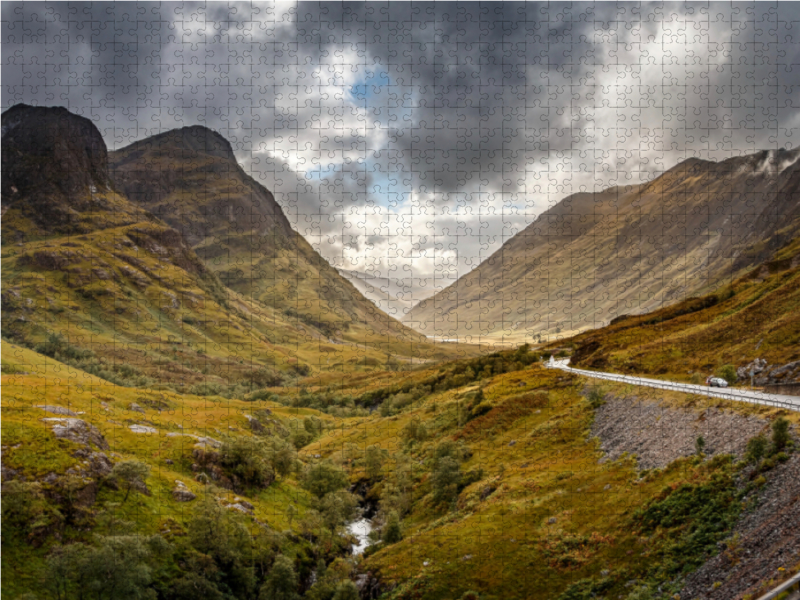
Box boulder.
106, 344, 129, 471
173, 489, 197, 502
36, 405, 77, 416
88, 452, 114, 477
244, 414, 265, 434
42, 418, 109, 450
172, 480, 196, 502
129, 424, 157, 434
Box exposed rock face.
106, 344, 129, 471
129, 424, 158, 434
738, 358, 800, 385
244, 414, 265, 434
590, 394, 767, 470
41, 418, 109, 450
1, 104, 144, 237
88, 452, 114, 477
2, 104, 109, 198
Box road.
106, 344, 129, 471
546, 358, 800, 412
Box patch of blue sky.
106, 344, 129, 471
349, 70, 391, 104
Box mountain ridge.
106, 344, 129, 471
404, 149, 800, 342
2, 104, 473, 389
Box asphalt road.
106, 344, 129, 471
546, 359, 800, 412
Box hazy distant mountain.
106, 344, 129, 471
404, 150, 800, 343
335, 268, 446, 319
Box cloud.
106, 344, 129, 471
4, 1, 799, 294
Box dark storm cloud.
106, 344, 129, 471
4, 1, 800, 292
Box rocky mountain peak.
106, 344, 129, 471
2, 104, 111, 205
131, 125, 237, 161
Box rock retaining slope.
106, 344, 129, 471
680, 452, 800, 600
591, 394, 768, 470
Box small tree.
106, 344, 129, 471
401, 419, 428, 444
259, 555, 299, 600
301, 461, 349, 499
695, 436, 706, 456
110, 460, 150, 503
746, 434, 768, 463
269, 438, 297, 479
220, 436, 275, 489
45, 535, 155, 600
772, 417, 790, 452
432, 456, 461, 506
718, 364, 737, 386
365, 445, 384, 481
383, 510, 402, 544
318, 489, 360, 530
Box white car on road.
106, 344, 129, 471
705, 376, 729, 388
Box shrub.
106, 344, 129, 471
243, 366, 284, 388
746, 434, 768, 464
109, 460, 150, 503
401, 418, 428, 443
301, 462, 349, 499
633, 471, 740, 576
219, 437, 275, 489
432, 457, 461, 506
771, 417, 790, 452
332, 581, 360, 600
695, 436, 706, 456
384, 511, 403, 544
365, 445, 385, 480
586, 386, 606, 408
717, 364, 737, 385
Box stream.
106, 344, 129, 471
346, 517, 373, 554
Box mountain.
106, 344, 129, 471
335, 267, 443, 319
559, 231, 800, 383
1, 105, 469, 390
404, 150, 800, 343
109, 126, 459, 361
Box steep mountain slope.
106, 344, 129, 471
559, 232, 800, 384
405, 151, 800, 343
0, 105, 462, 389
109, 128, 446, 361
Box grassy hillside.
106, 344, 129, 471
1, 341, 375, 600
406, 151, 800, 344
558, 234, 800, 383
296, 348, 797, 600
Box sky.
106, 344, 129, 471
4, 1, 800, 300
